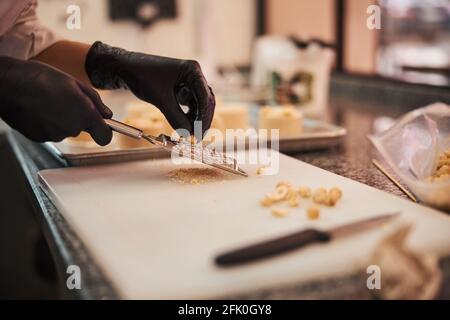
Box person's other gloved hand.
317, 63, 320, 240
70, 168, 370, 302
85, 41, 215, 137
0, 57, 113, 145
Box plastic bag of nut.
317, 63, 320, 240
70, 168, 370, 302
370, 103, 450, 212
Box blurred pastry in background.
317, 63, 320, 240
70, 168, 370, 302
117, 117, 165, 149
125, 101, 173, 136
215, 104, 250, 131
125, 101, 151, 119
210, 114, 225, 133
66, 131, 94, 144
258, 105, 304, 139
204, 114, 226, 143
118, 101, 176, 148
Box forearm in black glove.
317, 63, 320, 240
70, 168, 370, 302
0, 57, 112, 145
85, 41, 215, 137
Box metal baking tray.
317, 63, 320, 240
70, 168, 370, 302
43, 116, 346, 166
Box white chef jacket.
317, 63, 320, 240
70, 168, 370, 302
0, 0, 60, 60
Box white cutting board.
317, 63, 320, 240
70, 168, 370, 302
38, 149, 450, 299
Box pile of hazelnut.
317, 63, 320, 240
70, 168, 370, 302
260, 181, 343, 220
427, 150, 450, 183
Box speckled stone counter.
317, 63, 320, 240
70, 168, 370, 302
6, 73, 450, 299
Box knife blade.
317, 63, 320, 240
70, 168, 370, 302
215, 212, 400, 267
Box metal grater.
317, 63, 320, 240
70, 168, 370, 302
105, 119, 248, 177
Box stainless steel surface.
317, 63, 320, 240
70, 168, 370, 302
104, 119, 143, 139
107, 119, 248, 177
164, 136, 248, 177
277, 119, 347, 153
44, 118, 347, 167
329, 212, 400, 239
42, 139, 167, 166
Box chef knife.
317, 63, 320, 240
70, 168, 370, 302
215, 212, 400, 267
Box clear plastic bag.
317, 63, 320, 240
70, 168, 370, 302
369, 103, 450, 212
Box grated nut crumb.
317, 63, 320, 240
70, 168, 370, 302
260, 197, 274, 207
272, 208, 289, 218
168, 168, 224, 184
298, 186, 312, 198
313, 188, 328, 204
307, 206, 320, 220
256, 166, 269, 175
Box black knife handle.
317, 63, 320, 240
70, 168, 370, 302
215, 229, 331, 267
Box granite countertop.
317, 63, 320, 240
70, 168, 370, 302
7, 73, 450, 299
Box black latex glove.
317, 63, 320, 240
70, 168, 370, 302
0, 57, 113, 145
85, 41, 215, 137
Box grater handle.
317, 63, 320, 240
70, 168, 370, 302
105, 119, 143, 139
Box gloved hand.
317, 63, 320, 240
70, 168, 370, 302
85, 41, 215, 137
0, 57, 113, 145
